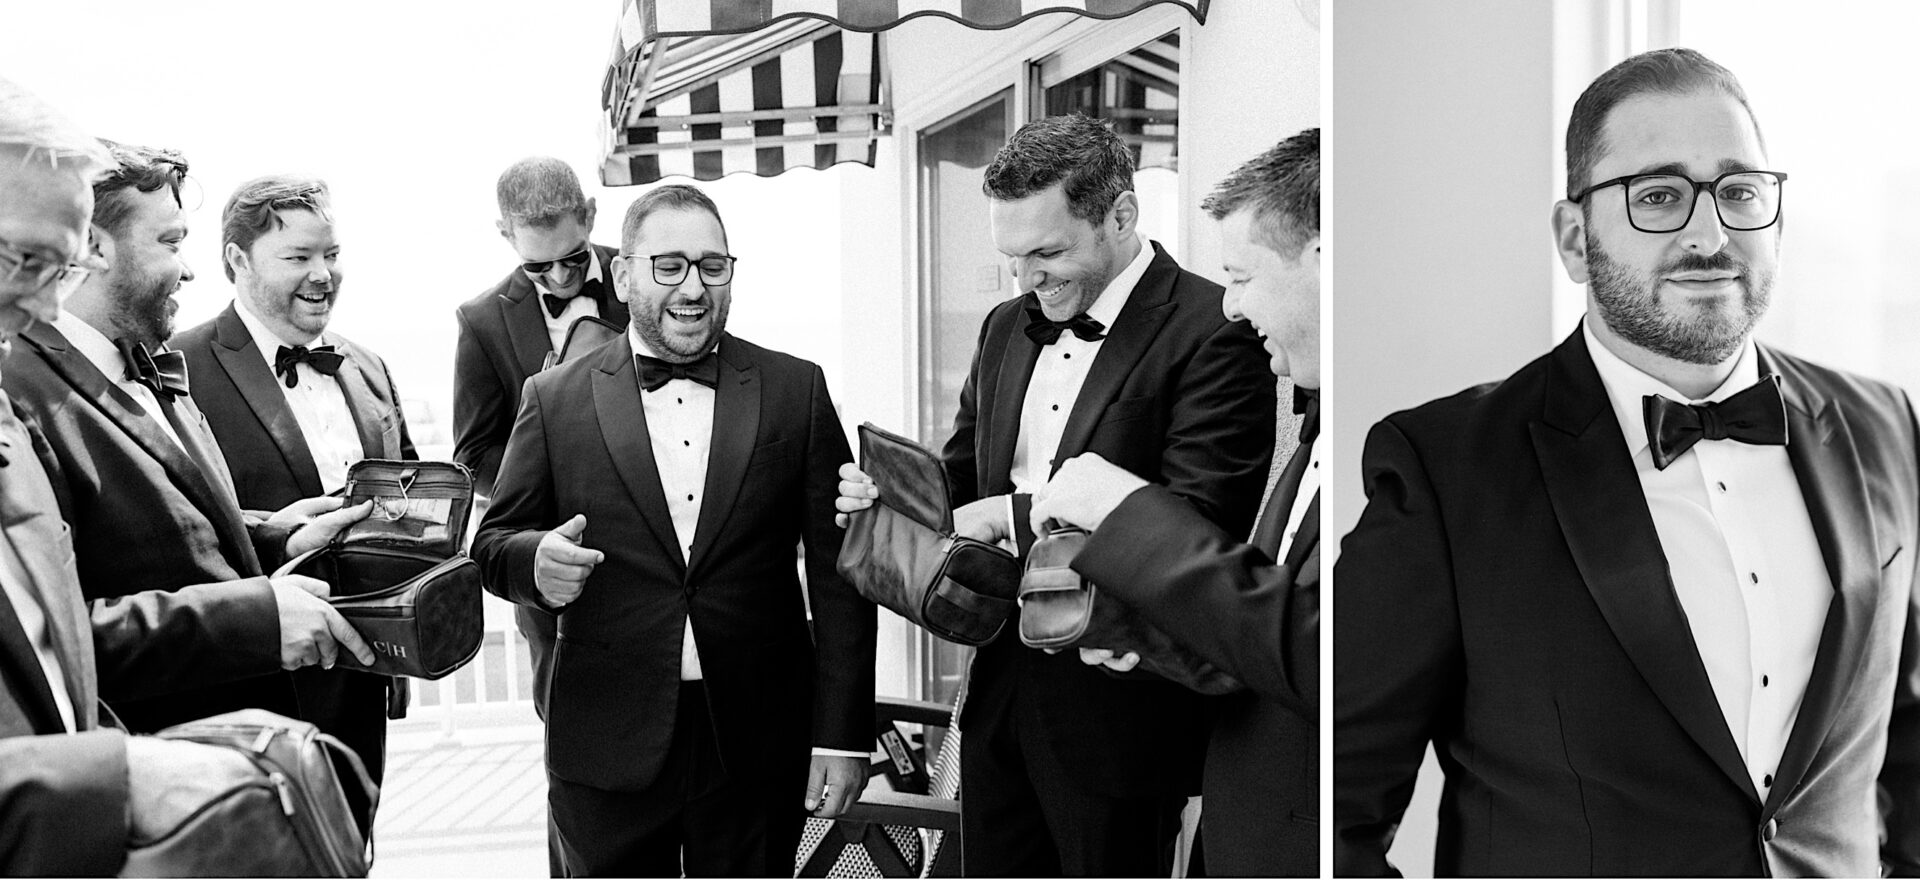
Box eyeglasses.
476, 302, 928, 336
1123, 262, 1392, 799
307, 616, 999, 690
521, 245, 593, 276
0, 238, 89, 295
619, 253, 738, 287
1570, 170, 1788, 233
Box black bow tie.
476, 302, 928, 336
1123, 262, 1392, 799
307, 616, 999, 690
1294, 387, 1319, 445
544, 278, 605, 319
637, 353, 718, 392
1643, 374, 1788, 470
1022, 304, 1106, 346
114, 338, 189, 398
274, 344, 345, 389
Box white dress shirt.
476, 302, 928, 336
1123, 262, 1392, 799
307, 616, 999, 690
1275, 430, 1324, 564
1583, 318, 1831, 798
0, 533, 76, 732
53, 310, 185, 452
1008, 239, 1155, 534
234, 301, 366, 494
536, 253, 607, 355
629, 329, 717, 683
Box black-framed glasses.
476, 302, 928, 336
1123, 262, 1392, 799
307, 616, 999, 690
621, 253, 738, 287
0, 238, 89, 295
1570, 170, 1788, 233
521, 245, 593, 276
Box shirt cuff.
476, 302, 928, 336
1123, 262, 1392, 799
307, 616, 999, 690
811, 747, 871, 759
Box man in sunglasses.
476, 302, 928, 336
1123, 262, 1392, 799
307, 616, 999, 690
453, 164, 628, 809
472, 184, 874, 876
1336, 49, 1920, 876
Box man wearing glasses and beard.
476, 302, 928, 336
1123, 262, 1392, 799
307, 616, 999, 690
471, 184, 873, 877
1335, 48, 1920, 876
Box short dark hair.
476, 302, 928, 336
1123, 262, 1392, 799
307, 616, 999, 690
498, 156, 589, 230
220, 175, 332, 282
1565, 47, 1762, 199
982, 114, 1134, 225
93, 141, 188, 238
620, 184, 726, 254
1204, 129, 1318, 258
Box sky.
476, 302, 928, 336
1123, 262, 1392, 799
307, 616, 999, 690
3, 0, 850, 454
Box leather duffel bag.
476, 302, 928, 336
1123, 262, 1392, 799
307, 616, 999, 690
836, 423, 1021, 646
121, 709, 375, 877
1018, 523, 1243, 695
276, 460, 484, 680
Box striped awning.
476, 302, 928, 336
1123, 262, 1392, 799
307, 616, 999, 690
601, 0, 1212, 185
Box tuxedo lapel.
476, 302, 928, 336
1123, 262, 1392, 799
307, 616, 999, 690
687, 339, 759, 578
211, 305, 324, 497
1761, 349, 1880, 819
0, 397, 94, 730
590, 337, 684, 574
25, 324, 249, 558
499, 272, 553, 377
984, 300, 1044, 492
332, 353, 389, 460
1053, 244, 1177, 472
1529, 331, 1757, 803
0, 593, 60, 734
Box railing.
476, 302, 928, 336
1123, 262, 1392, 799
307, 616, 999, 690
400, 598, 538, 738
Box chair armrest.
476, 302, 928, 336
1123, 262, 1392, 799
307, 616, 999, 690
839, 790, 963, 832
874, 697, 954, 728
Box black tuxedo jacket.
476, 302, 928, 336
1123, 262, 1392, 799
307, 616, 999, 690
471, 333, 875, 793
3, 321, 293, 734
941, 241, 1276, 798
171, 302, 417, 787
1335, 329, 1920, 876
0, 386, 130, 876
453, 244, 624, 497
1076, 409, 1319, 876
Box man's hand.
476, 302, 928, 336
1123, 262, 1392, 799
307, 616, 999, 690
1030, 453, 1150, 536
804, 754, 868, 818
270, 576, 376, 670
124, 737, 261, 842
265, 495, 345, 529
285, 500, 375, 558
834, 463, 877, 528
952, 496, 1011, 544
1077, 647, 1142, 672
535, 514, 601, 607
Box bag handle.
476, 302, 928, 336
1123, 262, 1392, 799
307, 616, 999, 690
313, 732, 380, 867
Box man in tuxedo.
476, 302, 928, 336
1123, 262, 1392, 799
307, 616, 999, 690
455, 157, 627, 736
1029, 130, 1321, 877
172, 174, 417, 818
837, 114, 1276, 876
1336, 49, 1920, 876
471, 184, 875, 877
2, 141, 377, 741
0, 75, 324, 877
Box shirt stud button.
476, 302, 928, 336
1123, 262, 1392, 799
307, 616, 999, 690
1750, 572, 1759, 584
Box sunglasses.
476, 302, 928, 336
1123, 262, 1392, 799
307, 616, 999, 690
522, 245, 593, 276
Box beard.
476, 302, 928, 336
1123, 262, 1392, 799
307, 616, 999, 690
629, 294, 729, 362
1587, 235, 1772, 366
106, 263, 179, 346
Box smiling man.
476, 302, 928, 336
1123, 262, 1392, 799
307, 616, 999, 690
1028, 129, 1321, 877
1335, 49, 1920, 876
472, 184, 874, 877
171, 175, 417, 830
836, 113, 1276, 877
